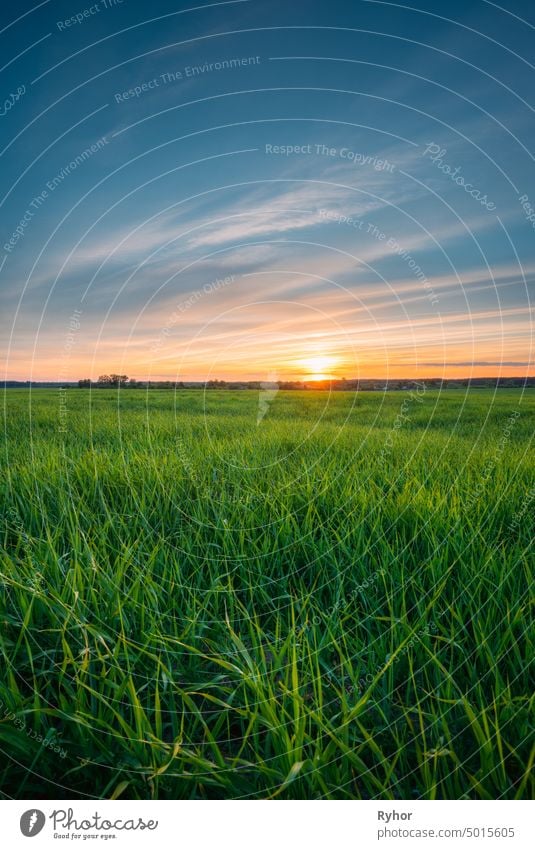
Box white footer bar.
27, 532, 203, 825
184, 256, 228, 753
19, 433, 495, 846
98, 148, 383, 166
3, 799, 532, 848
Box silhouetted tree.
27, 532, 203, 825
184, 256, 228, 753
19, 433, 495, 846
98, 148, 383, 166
97, 374, 129, 387
110, 374, 129, 387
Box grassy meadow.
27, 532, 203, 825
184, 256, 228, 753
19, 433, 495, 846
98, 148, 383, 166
0, 387, 533, 799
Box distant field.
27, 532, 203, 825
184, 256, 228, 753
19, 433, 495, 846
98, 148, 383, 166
0, 388, 533, 799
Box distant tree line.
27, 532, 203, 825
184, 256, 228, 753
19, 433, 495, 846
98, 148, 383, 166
73, 376, 535, 390
79, 374, 130, 387
3, 377, 533, 390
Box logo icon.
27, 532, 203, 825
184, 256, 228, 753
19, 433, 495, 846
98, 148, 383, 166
257, 371, 279, 425
20, 810, 46, 837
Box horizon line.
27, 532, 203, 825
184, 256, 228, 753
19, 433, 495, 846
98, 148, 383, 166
3, 375, 534, 385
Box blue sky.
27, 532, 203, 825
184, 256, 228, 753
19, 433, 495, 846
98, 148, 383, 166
1, 0, 534, 380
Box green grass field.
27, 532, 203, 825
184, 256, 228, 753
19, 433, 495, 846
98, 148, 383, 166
1, 388, 533, 799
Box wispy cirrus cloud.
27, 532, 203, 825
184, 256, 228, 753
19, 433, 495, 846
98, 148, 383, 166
419, 361, 533, 367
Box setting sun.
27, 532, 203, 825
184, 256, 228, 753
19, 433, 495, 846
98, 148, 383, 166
301, 355, 339, 380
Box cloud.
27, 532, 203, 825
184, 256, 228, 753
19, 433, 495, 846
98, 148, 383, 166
418, 361, 533, 367
184, 182, 384, 249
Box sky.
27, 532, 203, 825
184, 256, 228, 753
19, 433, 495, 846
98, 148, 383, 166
1, 0, 534, 381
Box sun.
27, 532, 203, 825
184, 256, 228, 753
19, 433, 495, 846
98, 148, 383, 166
301, 355, 338, 380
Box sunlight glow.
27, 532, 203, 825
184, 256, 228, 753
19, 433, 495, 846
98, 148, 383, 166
300, 355, 339, 380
